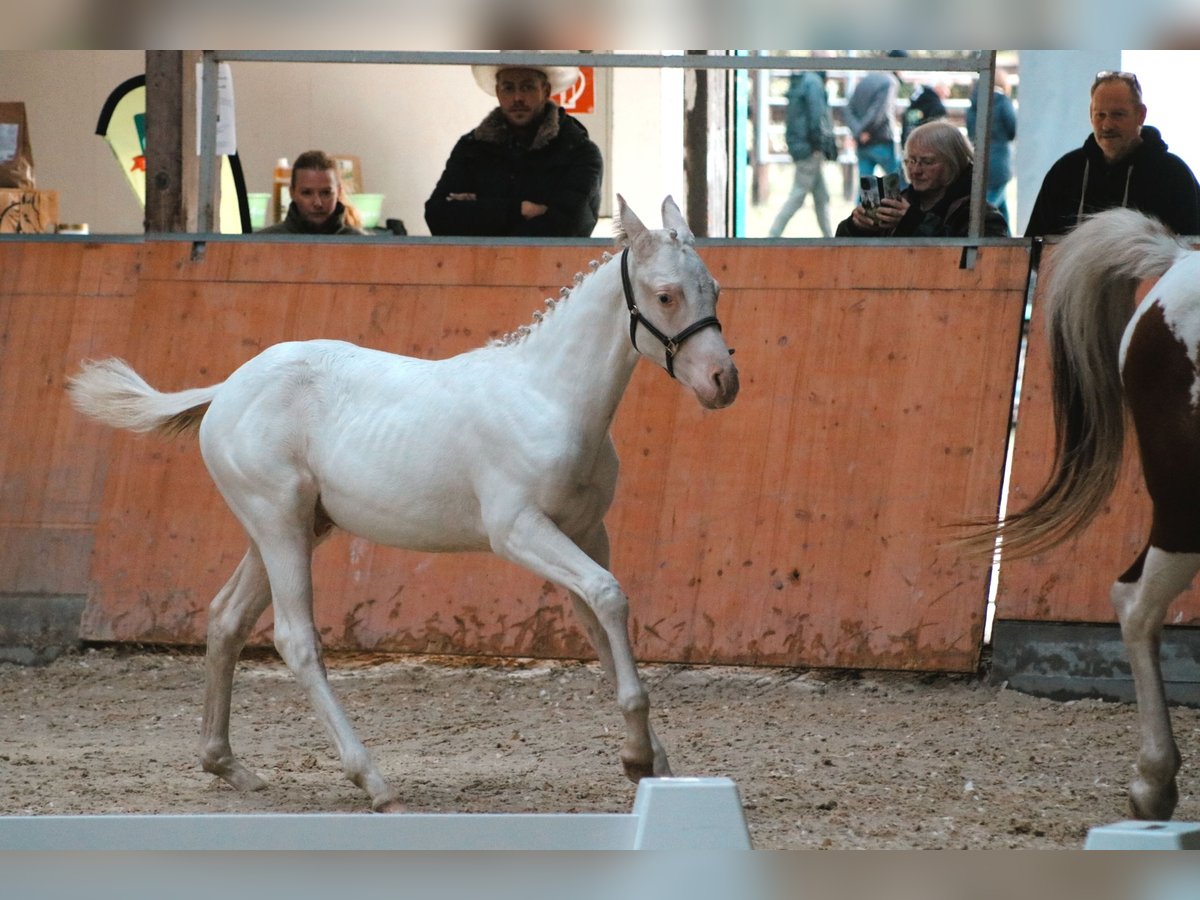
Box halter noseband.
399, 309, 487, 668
620, 247, 723, 379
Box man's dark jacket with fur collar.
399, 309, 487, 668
1025, 126, 1200, 237
424, 104, 603, 237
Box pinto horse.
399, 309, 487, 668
67, 196, 739, 811
967, 207, 1200, 820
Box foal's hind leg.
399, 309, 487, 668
1111, 545, 1200, 820
254, 525, 401, 811
495, 509, 664, 782
199, 546, 273, 791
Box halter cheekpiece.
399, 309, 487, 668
620, 247, 724, 379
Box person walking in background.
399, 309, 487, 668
835, 119, 1008, 238
844, 51, 904, 191
767, 68, 834, 237
1025, 70, 1200, 237
256, 150, 366, 235
966, 70, 1017, 232
424, 62, 603, 237
900, 80, 947, 148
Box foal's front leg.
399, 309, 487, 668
496, 508, 667, 781
571, 522, 671, 778
1111, 546, 1200, 820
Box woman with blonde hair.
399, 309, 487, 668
835, 119, 1008, 237
257, 150, 367, 235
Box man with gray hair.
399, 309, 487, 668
1025, 70, 1200, 237
425, 63, 603, 237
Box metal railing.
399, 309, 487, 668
197, 50, 997, 242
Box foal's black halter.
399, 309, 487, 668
620, 247, 723, 379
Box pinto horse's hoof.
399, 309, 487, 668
1130, 778, 1178, 821
622, 759, 655, 783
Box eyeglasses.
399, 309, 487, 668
904, 156, 941, 169
1093, 70, 1142, 102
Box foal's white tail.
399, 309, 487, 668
67, 358, 219, 436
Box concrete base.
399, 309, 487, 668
1084, 820, 1200, 849
0, 594, 85, 665
990, 620, 1200, 708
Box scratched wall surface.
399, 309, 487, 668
0, 239, 1029, 671
0, 241, 139, 600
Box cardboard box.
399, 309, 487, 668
0, 101, 36, 189
0, 189, 58, 233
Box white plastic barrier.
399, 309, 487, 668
1084, 819, 1200, 850
0, 776, 751, 851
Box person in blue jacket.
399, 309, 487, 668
844, 51, 905, 193
966, 70, 1017, 232
768, 69, 834, 237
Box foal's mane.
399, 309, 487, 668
488, 250, 616, 348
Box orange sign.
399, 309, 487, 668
553, 66, 594, 114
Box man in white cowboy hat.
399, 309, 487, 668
424, 62, 603, 236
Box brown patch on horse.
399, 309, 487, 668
1123, 301, 1200, 554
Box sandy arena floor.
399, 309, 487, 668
3, 646, 1197, 849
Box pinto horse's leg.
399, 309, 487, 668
254, 525, 402, 812
496, 509, 664, 781
200, 546, 273, 791
1111, 545, 1200, 820
572, 523, 671, 777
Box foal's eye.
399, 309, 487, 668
657, 293, 671, 305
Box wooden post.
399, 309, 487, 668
683, 51, 709, 237
144, 51, 184, 233
684, 52, 729, 238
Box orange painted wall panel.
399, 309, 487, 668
3, 240, 1029, 671
0, 242, 139, 595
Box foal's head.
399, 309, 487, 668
614, 195, 739, 409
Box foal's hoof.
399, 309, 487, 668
207, 761, 268, 793
1130, 778, 1178, 821
372, 796, 407, 814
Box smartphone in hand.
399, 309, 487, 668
881, 172, 902, 200
860, 176, 881, 220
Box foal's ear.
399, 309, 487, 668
661, 196, 694, 245
614, 193, 647, 246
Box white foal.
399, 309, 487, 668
67, 195, 739, 811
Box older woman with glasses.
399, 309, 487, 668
835, 119, 1008, 238
1025, 70, 1200, 237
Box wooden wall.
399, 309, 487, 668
0, 238, 1030, 672
0, 242, 140, 601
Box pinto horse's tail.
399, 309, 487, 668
67, 357, 219, 437
961, 208, 1191, 560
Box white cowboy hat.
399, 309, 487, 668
471, 63, 581, 97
